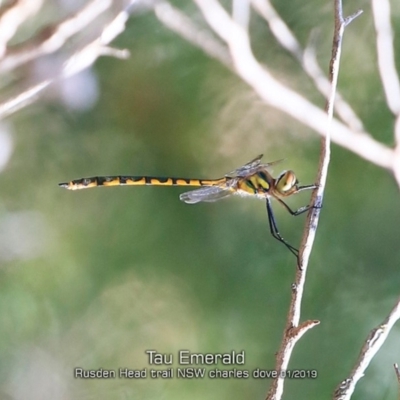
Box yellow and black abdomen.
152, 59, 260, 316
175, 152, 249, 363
59, 176, 224, 190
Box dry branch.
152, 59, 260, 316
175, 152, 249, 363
265, 2, 362, 399
333, 297, 400, 400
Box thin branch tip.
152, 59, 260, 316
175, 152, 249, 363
297, 319, 320, 332
101, 46, 130, 59
394, 363, 400, 380
344, 9, 363, 27
301, 319, 320, 328
333, 297, 400, 399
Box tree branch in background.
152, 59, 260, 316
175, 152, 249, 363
372, 0, 400, 115
0, 0, 113, 74
0, 0, 43, 56
156, 0, 393, 169
0, 0, 132, 120
250, 0, 364, 132
0, 80, 51, 118
333, 297, 400, 400
371, 0, 400, 187
154, 1, 232, 69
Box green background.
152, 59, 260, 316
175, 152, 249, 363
1, 1, 399, 399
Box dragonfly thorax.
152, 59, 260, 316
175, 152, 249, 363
275, 170, 299, 196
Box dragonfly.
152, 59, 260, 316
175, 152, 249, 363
59, 154, 317, 257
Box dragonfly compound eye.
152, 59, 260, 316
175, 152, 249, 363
276, 171, 298, 195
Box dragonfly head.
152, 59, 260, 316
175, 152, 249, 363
275, 170, 299, 196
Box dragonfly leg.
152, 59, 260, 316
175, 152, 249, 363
266, 198, 299, 257
275, 197, 320, 216
297, 183, 318, 193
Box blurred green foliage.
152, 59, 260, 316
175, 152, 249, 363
0, 1, 399, 399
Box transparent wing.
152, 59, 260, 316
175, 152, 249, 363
226, 154, 263, 177
180, 186, 235, 204
226, 154, 284, 178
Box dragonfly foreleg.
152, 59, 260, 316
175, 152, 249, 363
276, 195, 323, 217
297, 184, 318, 193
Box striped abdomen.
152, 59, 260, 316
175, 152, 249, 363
59, 176, 226, 191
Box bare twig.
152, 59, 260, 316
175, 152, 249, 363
265, 3, 362, 400
299, 7, 362, 263
333, 297, 400, 400
188, 0, 392, 169
265, 317, 319, 400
